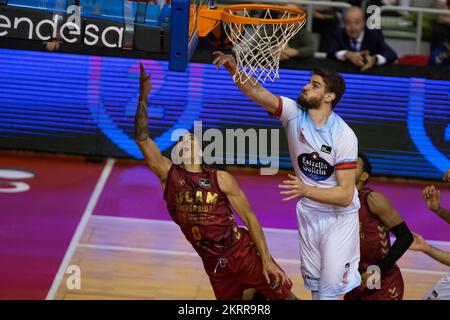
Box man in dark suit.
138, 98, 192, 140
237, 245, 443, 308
327, 6, 397, 71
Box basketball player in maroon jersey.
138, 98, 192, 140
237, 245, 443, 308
134, 63, 296, 300
344, 153, 413, 300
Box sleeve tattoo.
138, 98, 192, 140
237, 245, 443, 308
134, 99, 149, 141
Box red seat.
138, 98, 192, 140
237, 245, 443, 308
397, 55, 429, 66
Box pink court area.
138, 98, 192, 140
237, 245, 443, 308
1, 151, 449, 299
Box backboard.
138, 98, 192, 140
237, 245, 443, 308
169, 0, 213, 72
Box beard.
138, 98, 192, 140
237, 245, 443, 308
297, 92, 322, 110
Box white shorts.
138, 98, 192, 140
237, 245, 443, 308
423, 274, 450, 300
296, 203, 361, 298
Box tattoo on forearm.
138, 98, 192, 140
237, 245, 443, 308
135, 99, 149, 141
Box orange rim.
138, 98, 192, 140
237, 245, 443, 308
199, 4, 306, 25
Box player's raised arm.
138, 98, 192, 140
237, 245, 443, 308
212, 51, 279, 115
135, 63, 172, 181
217, 170, 292, 287
366, 192, 413, 273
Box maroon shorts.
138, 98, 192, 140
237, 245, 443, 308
344, 265, 404, 300
202, 230, 292, 300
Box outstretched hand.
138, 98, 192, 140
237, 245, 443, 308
212, 51, 237, 73
279, 174, 308, 201
135, 63, 151, 141
422, 185, 441, 213
139, 62, 151, 98
409, 232, 428, 252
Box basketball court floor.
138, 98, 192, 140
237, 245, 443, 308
1, 150, 449, 300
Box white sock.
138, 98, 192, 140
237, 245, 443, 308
311, 291, 320, 300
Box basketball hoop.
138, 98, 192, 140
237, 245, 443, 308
197, 4, 306, 84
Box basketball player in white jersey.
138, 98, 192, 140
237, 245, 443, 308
213, 52, 361, 300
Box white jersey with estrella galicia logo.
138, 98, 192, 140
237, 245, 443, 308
271, 95, 362, 297
274, 95, 360, 215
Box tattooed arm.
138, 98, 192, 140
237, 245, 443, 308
135, 63, 172, 183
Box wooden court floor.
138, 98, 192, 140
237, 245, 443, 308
53, 215, 449, 300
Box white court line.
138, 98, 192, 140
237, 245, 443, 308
78, 243, 199, 258
92, 214, 450, 247
45, 158, 115, 300
401, 269, 449, 276
77, 243, 448, 276
77, 243, 299, 265
94, 214, 299, 235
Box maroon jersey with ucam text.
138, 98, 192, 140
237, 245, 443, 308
345, 186, 404, 300
163, 165, 242, 258
358, 187, 394, 268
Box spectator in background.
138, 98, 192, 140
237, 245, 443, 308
280, 4, 315, 62
429, 35, 450, 66
431, 0, 450, 52
327, 6, 398, 71
309, 0, 341, 52
347, 0, 406, 9
280, 28, 315, 61
350, 0, 412, 17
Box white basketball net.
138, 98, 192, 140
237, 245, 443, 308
223, 8, 305, 85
